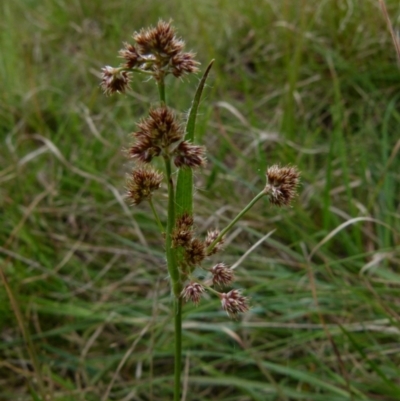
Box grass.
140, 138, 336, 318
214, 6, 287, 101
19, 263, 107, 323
1, 0, 400, 400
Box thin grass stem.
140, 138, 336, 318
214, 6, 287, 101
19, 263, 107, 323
206, 190, 266, 254
148, 198, 164, 233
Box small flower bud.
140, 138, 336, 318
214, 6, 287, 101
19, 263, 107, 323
220, 289, 249, 319
181, 282, 205, 305
100, 66, 131, 95
264, 165, 300, 207
205, 229, 224, 255
126, 167, 163, 205
211, 263, 234, 287
173, 141, 206, 168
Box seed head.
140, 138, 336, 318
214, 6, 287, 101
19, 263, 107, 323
211, 263, 234, 287
185, 238, 206, 266
181, 282, 205, 305
101, 66, 131, 95
172, 213, 194, 248
126, 167, 163, 205
129, 107, 184, 163
132, 20, 199, 79
205, 229, 224, 255
119, 42, 143, 69
264, 165, 300, 207
220, 289, 249, 319
173, 141, 206, 169
170, 51, 200, 77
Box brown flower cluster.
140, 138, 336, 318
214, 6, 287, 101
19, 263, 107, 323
205, 229, 224, 255
100, 66, 131, 96
181, 282, 205, 305
126, 167, 163, 205
220, 290, 249, 319
101, 20, 199, 95
264, 165, 300, 207
211, 263, 234, 287
172, 213, 194, 248
176, 217, 248, 318
129, 106, 206, 168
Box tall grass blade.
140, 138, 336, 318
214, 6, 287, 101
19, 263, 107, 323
175, 60, 214, 216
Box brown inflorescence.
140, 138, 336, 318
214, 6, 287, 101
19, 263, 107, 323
185, 238, 206, 266
205, 229, 224, 255
129, 107, 184, 163
264, 165, 300, 207
100, 66, 131, 95
172, 213, 194, 248
181, 282, 205, 305
119, 42, 143, 69
220, 289, 249, 319
211, 263, 234, 287
132, 20, 199, 80
173, 141, 206, 169
126, 167, 163, 205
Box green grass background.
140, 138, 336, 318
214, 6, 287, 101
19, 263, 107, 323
1, 0, 400, 400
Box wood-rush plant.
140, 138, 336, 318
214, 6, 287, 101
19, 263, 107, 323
101, 20, 300, 400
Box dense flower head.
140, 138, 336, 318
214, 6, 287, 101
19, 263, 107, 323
173, 141, 206, 168
126, 167, 163, 205
132, 20, 199, 79
129, 107, 184, 163
185, 238, 206, 266
170, 51, 200, 78
134, 20, 184, 58
172, 212, 194, 248
205, 229, 224, 255
101, 66, 131, 95
264, 165, 300, 207
119, 42, 143, 69
211, 263, 234, 287
220, 289, 249, 319
181, 282, 205, 305
101, 20, 199, 91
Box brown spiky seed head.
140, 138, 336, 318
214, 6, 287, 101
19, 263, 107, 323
129, 107, 183, 163
101, 66, 131, 95
126, 167, 163, 205
181, 282, 205, 305
205, 230, 224, 255
139, 107, 183, 147
132, 20, 200, 78
220, 289, 249, 319
264, 165, 300, 207
170, 51, 200, 77
211, 263, 234, 287
172, 212, 194, 248
129, 136, 161, 163
134, 20, 184, 58
173, 141, 206, 169
185, 238, 206, 266
119, 42, 142, 69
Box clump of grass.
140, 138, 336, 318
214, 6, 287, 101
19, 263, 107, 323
100, 20, 300, 400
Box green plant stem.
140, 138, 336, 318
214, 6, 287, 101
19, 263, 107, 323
206, 190, 267, 254
157, 76, 166, 105
157, 76, 182, 401
163, 155, 183, 401
173, 297, 183, 401
148, 198, 164, 233
163, 156, 181, 296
